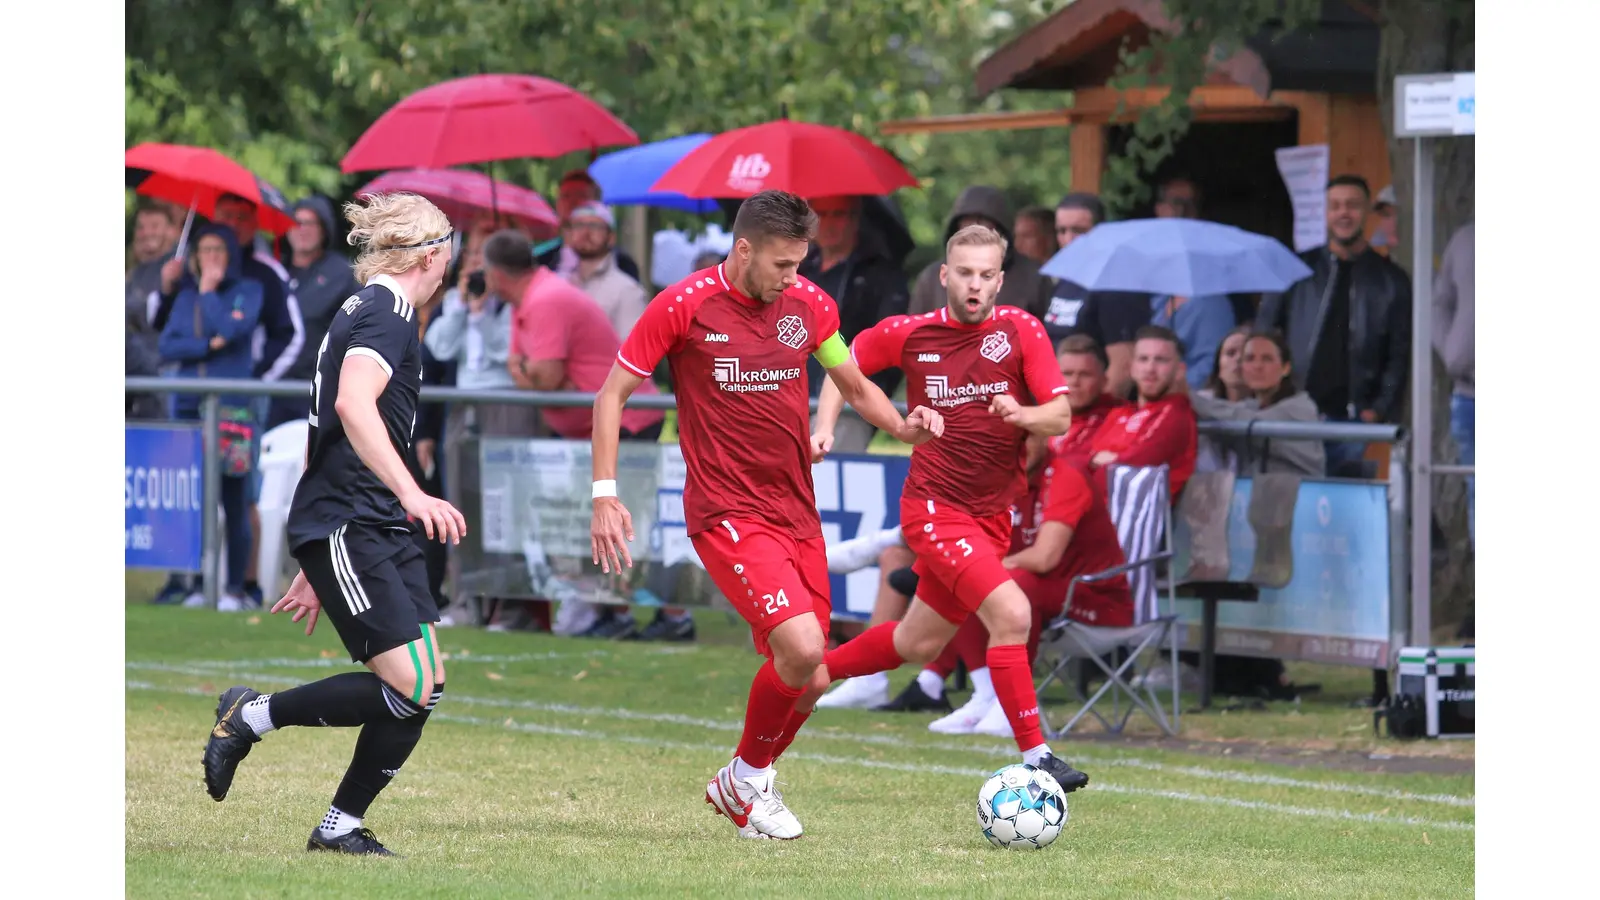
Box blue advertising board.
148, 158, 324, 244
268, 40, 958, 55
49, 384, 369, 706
125, 423, 204, 571
1172, 478, 1394, 667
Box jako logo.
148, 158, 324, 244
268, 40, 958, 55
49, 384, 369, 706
916, 352, 941, 362
712, 357, 802, 393
727, 154, 772, 192
925, 375, 1010, 408
704, 333, 730, 343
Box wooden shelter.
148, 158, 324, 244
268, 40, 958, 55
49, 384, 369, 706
883, 0, 1392, 243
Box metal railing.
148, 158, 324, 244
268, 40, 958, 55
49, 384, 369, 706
124, 377, 1417, 647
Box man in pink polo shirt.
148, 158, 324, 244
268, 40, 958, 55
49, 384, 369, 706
483, 230, 665, 441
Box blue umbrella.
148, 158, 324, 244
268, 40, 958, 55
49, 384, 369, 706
589, 133, 719, 214
1041, 218, 1313, 296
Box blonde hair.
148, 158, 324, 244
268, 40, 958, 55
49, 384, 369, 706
344, 192, 454, 284
946, 222, 1008, 260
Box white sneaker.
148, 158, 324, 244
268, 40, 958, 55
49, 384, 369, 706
814, 674, 890, 709
182, 591, 207, 608
928, 694, 997, 734
705, 764, 803, 839
216, 593, 246, 613
1132, 663, 1202, 692
551, 598, 599, 636
826, 528, 906, 574
970, 698, 1015, 738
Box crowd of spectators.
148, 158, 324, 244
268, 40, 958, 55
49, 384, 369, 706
126, 165, 1475, 675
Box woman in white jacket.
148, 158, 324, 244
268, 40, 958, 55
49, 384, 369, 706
1189, 330, 1325, 477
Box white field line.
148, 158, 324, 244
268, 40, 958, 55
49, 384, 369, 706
126, 662, 1475, 810
126, 680, 1472, 834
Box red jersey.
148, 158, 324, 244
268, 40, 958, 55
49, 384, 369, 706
1048, 393, 1127, 467
1011, 456, 1133, 627
1088, 392, 1198, 499
617, 265, 841, 537
852, 306, 1068, 517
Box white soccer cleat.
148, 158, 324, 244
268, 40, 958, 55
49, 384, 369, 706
704, 764, 803, 840
970, 697, 1016, 738
928, 694, 998, 734
814, 674, 890, 709
826, 527, 906, 575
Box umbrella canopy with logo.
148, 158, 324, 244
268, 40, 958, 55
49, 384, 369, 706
1041, 218, 1314, 296
651, 119, 917, 199
340, 73, 639, 173
355, 169, 559, 237
125, 143, 296, 233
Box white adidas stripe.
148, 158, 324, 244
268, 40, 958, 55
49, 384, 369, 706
329, 525, 371, 615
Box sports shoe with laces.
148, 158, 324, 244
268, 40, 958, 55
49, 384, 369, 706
203, 686, 261, 801
813, 674, 889, 709
307, 827, 398, 856
928, 694, 996, 734
704, 764, 804, 839
1034, 753, 1090, 793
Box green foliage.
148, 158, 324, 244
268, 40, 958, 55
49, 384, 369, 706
1099, 0, 1320, 218
125, 0, 1075, 251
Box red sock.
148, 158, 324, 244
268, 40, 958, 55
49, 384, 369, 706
822, 622, 903, 680
987, 644, 1045, 752
735, 660, 803, 769
926, 640, 960, 679
770, 706, 812, 762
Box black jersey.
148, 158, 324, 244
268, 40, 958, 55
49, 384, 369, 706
286, 275, 422, 550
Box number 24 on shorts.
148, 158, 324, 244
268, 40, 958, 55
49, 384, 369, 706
763, 589, 790, 616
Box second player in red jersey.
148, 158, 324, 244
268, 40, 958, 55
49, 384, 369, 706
589, 191, 942, 841
813, 224, 1092, 794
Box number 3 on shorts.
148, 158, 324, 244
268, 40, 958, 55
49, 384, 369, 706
763, 589, 790, 615
956, 538, 974, 557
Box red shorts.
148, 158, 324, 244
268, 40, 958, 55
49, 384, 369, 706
690, 517, 831, 657
900, 497, 1016, 625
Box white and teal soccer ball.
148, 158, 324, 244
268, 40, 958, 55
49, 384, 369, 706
977, 764, 1068, 850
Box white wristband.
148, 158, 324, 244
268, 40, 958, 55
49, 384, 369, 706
592, 479, 618, 500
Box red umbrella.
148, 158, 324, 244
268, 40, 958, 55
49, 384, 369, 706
125, 143, 296, 233
340, 74, 639, 173
356, 169, 559, 237
650, 119, 918, 199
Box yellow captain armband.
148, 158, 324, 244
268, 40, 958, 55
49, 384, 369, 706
813, 333, 850, 369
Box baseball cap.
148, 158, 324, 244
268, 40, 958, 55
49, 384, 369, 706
569, 202, 615, 229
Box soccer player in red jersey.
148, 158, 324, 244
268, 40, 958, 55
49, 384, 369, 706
1088, 325, 1199, 499
812, 224, 1091, 792
588, 191, 943, 840
1050, 334, 1127, 466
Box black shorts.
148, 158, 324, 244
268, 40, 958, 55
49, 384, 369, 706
294, 522, 438, 663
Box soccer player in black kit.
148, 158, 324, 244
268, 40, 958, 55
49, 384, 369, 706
202, 192, 468, 857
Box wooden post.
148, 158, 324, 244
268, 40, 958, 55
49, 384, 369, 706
1070, 124, 1106, 193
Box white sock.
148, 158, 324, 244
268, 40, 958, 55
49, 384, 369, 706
731, 756, 772, 782
860, 671, 890, 692
915, 669, 945, 699
242, 695, 276, 735
969, 667, 994, 702
1022, 743, 1052, 767
318, 805, 362, 838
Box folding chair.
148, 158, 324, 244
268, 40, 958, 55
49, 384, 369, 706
1034, 464, 1182, 737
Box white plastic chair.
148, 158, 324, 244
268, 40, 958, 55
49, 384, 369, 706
255, 419, 310, 600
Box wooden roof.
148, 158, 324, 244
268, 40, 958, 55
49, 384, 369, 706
976, 0, 1381, 98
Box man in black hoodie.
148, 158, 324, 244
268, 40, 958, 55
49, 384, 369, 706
799, 195, 910, 451
269, 196, 362, 428
907, 186, 1053, 321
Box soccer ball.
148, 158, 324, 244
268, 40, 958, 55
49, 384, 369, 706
977, 764, 1068, 850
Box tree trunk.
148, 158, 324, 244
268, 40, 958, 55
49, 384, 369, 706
1376, 0, 1475, 636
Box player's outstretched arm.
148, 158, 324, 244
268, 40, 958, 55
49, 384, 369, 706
591, 363, 646, 573
823, 360, 944, 447
989, 393, 1073, 436
336, 355, 466, 544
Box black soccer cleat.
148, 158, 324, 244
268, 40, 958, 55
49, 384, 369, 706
307, 827, 398, 857
872, 680, 952, 713
625, 610, 697, 642
203, 685, 262, 802
1035, 753, 1091, 793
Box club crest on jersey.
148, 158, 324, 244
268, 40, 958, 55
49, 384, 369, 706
775, 314, 808, 350
979, 331, 1012, 363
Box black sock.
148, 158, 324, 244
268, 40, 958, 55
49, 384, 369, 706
330, 682, 443, 818
268, 672, 423, 728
